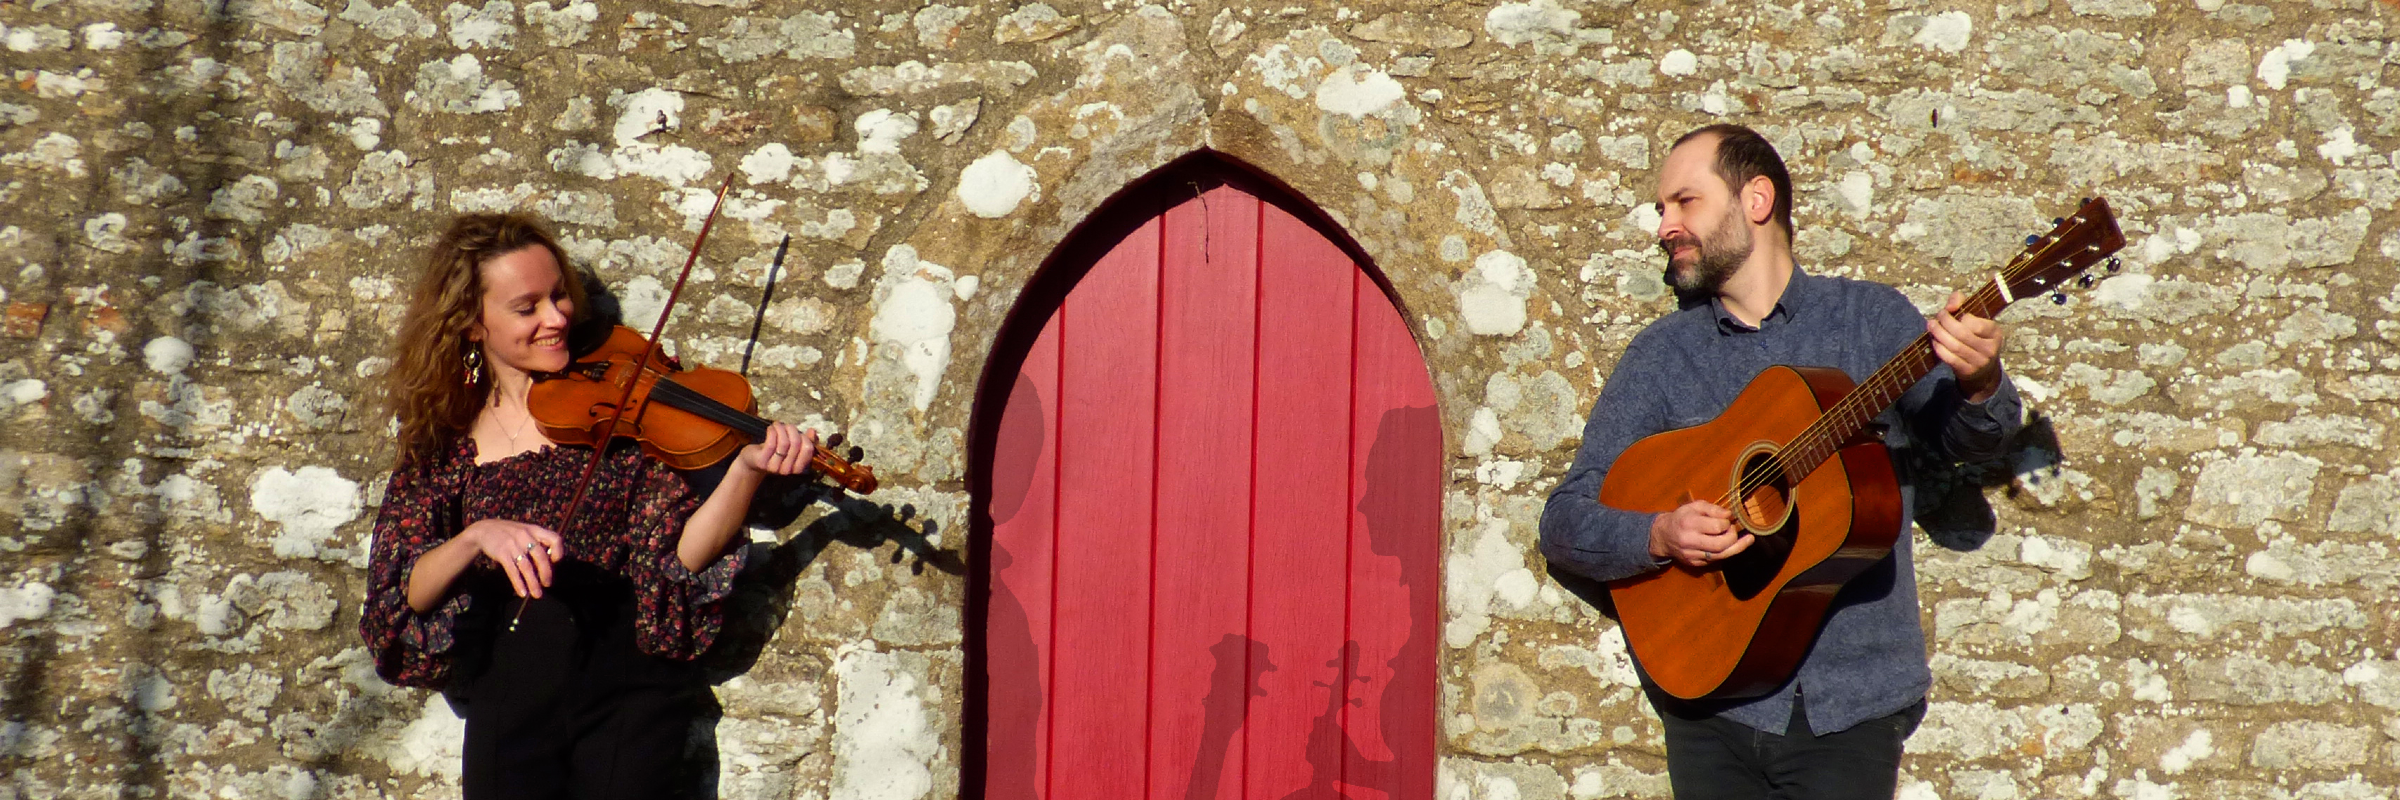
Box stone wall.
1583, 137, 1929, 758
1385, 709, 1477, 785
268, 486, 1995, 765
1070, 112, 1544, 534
0, 0, 2392, 797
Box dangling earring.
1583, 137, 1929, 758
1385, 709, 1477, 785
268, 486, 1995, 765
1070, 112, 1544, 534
463, 346, 484, 387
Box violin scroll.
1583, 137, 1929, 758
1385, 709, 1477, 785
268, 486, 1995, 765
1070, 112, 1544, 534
809, 446, 878, 494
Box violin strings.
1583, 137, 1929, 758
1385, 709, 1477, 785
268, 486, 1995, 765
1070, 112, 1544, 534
647, 376, 769, 440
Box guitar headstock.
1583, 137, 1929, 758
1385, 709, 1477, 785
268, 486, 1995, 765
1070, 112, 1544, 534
1993, 197, 2128, 310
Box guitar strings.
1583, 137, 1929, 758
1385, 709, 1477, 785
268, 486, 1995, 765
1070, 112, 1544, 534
1712, 228, 2082, 517
1717, 226, 2080, 510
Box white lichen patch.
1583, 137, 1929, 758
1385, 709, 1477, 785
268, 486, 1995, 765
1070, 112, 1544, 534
866, 246, 957, 412
408, 53, 521, 114
2184, 452, 2320, 530
1445, 515, 1538, 648
248, 466, 362, 560
0, 580, 55, 629
1484, 0, 1579, 48
830, 643, 936, 800
995, 3, 1077, 44
1314, 64, 1404, 118
1457, 250, 1536, 337
441, 0, 516, 49
955, 149, 1035, 218
1, 132, 86, 178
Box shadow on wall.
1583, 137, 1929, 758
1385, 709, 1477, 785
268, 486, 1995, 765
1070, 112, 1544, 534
1914, 409, 2068, 553
0, 3, 253, 793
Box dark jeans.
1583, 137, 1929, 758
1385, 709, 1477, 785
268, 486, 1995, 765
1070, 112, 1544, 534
1658, 694, 1925, 800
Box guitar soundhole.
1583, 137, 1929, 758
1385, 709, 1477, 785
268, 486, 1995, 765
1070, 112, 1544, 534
1722, 448, 1798, 601
1734, 448, 1796, 535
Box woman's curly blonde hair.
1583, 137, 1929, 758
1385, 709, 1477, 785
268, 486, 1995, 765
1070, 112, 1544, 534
388, 213, 586, 465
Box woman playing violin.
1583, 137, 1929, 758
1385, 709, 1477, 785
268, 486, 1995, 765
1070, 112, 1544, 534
359, 213, 813, 798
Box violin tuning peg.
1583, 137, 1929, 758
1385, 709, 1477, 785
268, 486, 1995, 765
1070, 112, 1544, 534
2050, 293, 2068, 305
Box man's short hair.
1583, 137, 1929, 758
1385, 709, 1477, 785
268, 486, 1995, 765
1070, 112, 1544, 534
1672, 124, 1795, 239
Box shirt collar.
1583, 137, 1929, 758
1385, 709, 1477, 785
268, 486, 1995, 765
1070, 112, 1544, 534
1711, 262, 1815, 333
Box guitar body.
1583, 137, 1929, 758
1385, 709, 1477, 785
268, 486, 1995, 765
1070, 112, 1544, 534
1600, 365, 1904, 701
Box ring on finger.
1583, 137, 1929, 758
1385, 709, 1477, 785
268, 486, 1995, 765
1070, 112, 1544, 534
513, 554, 526, 563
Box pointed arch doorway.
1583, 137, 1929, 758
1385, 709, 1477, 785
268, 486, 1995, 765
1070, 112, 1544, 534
969, 153, 1442, 800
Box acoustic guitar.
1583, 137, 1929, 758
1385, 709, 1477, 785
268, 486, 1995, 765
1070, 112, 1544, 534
1600, 197, 2126, 700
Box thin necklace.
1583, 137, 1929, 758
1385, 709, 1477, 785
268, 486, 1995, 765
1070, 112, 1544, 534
491, 387, 535, 450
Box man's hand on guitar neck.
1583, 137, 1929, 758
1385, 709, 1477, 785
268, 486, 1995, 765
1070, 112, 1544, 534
1648, 500, 1752, 569
1930, 291, 2007, 404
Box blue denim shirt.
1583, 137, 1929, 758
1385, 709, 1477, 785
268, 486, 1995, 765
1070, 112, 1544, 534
1539, 265, 2022, 735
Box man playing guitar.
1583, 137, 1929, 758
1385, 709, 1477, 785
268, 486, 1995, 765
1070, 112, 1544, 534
1539, 124, 2024, 798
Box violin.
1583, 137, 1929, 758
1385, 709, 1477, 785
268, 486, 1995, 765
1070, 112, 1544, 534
528, 174, 874, 538
528, 325, 878, 493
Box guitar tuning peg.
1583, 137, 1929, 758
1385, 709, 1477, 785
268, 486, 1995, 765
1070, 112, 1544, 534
2050, 293, 2068, 305
2078, 274, 2095, 288
2025, 234, 2041, 246
2080, 196, 2092, 206
2106, 257, 2122, 273
2051, 217, 2065, 226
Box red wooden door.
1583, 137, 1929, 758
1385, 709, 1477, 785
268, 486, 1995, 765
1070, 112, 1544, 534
979, 174, 1441, 800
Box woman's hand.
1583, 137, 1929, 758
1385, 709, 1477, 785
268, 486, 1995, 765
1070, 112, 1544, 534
734, 422, 816, 477
464, 519, 565, 599
679, 423, 815, 573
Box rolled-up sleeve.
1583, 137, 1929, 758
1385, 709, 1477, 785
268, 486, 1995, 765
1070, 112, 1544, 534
1938, 375, 2023, 463
1540, 336, 1674, 584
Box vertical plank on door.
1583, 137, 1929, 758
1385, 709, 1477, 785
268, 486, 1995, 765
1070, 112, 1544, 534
1344, 280, 1442, 800
986, 314, 1063, 800
1050, 210, 1164, 798
1245, 205, 1358, 800
1148, 185, 1264, 800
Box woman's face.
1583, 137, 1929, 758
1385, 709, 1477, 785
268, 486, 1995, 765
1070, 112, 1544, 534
470, 245, 575, 376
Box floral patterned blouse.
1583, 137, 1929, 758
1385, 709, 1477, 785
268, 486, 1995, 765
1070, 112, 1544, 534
359, 436, 746, 688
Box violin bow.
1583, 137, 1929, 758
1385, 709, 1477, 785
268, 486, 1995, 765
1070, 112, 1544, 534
553, 173, 738, 534
508, 174, 736, 633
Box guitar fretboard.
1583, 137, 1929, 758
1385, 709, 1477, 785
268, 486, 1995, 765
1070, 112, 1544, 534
1735, 289, 2006, 503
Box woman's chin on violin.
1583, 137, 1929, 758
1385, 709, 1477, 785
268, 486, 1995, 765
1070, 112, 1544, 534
358, 209, 827, 800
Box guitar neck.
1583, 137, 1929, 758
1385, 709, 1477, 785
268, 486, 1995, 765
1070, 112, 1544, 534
1765, 195, 2122, 490
1778, 289, 2004, 480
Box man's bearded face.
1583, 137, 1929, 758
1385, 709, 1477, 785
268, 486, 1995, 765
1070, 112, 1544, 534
1659, 200, 1753, 295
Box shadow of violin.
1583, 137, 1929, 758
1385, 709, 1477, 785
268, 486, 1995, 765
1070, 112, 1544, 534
673, 456, 968, 796
681, 450, 969, 676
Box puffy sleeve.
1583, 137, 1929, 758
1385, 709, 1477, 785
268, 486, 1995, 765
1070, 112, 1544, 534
622, 451, 744, 660
358, 445, 471, 688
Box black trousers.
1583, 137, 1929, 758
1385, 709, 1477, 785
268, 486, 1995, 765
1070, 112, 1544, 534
455, 572, 702, 800
1658, 693, 1925, 800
